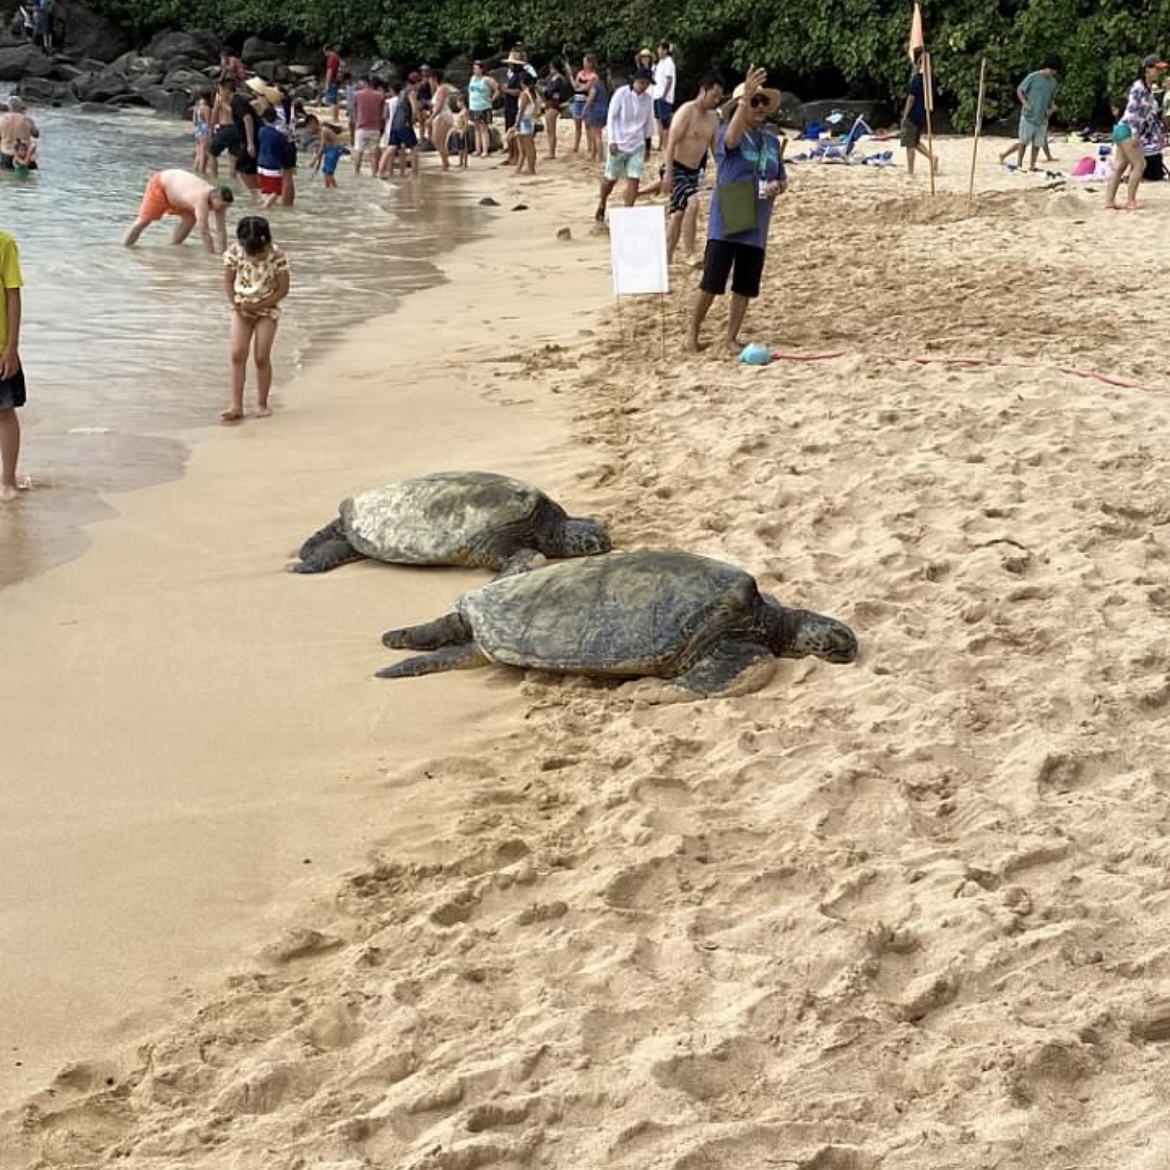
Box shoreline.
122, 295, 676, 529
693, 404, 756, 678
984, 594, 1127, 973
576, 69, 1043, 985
0, 107, 488, 591
0, 157, 613, 1116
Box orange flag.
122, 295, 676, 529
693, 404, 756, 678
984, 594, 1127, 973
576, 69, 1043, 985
909, 3, 925, 62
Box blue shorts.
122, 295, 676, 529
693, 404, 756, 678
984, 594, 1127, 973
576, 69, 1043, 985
571, 95, 586, 119
1112, 122, 1134, 145
321, 144, 343, 175
323, 83, 339, 105
389, 126, 418, 148
654, 99, 674, 127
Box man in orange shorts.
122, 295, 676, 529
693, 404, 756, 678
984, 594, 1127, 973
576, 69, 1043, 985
122, 168, 234, 253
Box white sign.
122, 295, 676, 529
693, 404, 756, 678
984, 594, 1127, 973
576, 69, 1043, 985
608, 206, 670, 295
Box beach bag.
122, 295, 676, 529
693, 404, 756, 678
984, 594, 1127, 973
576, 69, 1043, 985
718, 179, 758, 234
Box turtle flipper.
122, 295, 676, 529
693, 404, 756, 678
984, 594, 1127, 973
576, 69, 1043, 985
376, 644, 490, 679
382, 612, 472, 650
287, 521, 365, 574
673, 640, 773, 695
494, 548, 544, 578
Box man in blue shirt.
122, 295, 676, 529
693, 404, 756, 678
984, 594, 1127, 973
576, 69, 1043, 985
900, 48, 938, 177
686, 66, 787, 354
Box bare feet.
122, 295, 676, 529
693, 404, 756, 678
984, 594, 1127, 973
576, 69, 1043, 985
0, 476, 31, 501
683, 334, 708, 353
254, 405, 272, 418
726, 338, 744, 356
220, 408, 244, 423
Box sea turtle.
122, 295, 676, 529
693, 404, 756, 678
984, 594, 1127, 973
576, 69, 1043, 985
288, 471, 611, 574
376, 550, 858, 694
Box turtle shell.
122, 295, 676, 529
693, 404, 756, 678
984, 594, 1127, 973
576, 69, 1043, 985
341, 472, 545, 564
459, 550, 759, 676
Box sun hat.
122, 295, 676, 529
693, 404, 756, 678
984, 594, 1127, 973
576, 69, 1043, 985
7, 95, 26, 111
246, 76, 282, 105
637, 47, 653, 59
730, 80, 782, 114
504, 51, 527, 66
1143, 54, 1169, 69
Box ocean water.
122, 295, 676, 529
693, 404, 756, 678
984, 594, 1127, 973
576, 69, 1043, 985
0, 103, 480, 586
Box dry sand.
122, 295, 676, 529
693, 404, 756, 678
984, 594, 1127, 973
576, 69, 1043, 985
6, 135, 1170, 1168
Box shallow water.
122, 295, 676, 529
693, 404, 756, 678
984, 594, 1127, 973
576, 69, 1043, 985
0, 103, 481, 586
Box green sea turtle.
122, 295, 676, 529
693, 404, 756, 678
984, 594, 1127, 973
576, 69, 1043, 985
376, 550, 858, 693
288, 471, 611, 574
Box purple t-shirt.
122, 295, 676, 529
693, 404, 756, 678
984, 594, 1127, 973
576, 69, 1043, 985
708, 123, 786, 251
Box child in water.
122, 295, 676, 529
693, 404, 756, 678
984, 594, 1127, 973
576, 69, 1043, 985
221, 216, 290, 422
306, 115, 345, 187
192, 91, 211, 174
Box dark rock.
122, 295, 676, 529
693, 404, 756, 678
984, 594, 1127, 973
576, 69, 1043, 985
161, 67, 211, 93
76, 70, 133, 103
478, 196, 500, 206
104, 91, 151, 107
58, 2, 131, 63
78, 101, 119, 114
107, 51, 154, 73
776, 90, 803, 125
369, 60, 401, 85
141, 86, 192, 116
14, 76, 72, 103
511, 203, 528, 211
241, 36, 288, 64
0, 44, 55, 81
48, 61, 85, 82
251, 59, 290, 84
143, 29, 219, 65
442, 54, 471, 89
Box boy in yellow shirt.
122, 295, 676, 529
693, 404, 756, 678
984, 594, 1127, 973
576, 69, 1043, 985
0, 229, 25, 501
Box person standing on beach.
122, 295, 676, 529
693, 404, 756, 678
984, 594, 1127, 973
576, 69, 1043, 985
468, 61, 497, 157
0, 229, 25, 501
686, 68, 787, 354
514, 73, 538, 174
581, 60, 608, 163
380, 81, 420, 177
542, 61, 573, 159
351, 76, 385, 176
306, 115, 345, 186
123, 170, 234, 253
323, 44, 342, 122
192, 90, 212, 174
998, 58, 1062, 171
501, 51, 528, 164
653, 42, 677, 151
900, 48, 938, 177
1105, 55, 1166, 209
572, 55, 598, 153
221, 215, 289, 422
595, 68, 655, 223
429, 69, 455, 170
662, 72, 725, 264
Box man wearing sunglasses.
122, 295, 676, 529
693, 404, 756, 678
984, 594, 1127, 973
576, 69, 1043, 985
686, 66, 787, 354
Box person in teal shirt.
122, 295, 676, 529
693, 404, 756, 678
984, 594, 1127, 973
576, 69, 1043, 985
998, 57, 1062, 171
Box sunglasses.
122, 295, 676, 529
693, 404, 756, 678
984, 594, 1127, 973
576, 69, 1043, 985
750, 95, 769, 109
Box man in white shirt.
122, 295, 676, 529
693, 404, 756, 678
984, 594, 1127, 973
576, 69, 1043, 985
595, 67, 655, 223
653, 43, 677, 150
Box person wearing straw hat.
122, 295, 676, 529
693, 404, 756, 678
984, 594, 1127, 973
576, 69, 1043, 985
686, 67, 786, 354
502, 49, 530, 163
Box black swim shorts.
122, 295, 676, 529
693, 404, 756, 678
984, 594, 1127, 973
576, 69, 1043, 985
0, 369, 27, 410
209, 125, 239, 158
699, 239, 766, 299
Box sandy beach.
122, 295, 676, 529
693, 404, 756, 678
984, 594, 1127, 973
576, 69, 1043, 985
6, 134, 1170, 1168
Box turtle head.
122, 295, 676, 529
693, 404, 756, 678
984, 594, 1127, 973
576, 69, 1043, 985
761, 597, 858, 664
560, 517, 612, 557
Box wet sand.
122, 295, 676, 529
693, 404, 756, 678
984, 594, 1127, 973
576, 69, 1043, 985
7, 136, 1170, 1169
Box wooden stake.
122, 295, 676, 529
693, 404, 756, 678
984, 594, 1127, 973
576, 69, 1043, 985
968, 56, 988, 210
924, 50, 937, 197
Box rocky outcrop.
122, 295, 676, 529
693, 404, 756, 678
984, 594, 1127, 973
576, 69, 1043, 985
241, 36, 288, 64
57, 2, 131, 62
0, 43, 54, 81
